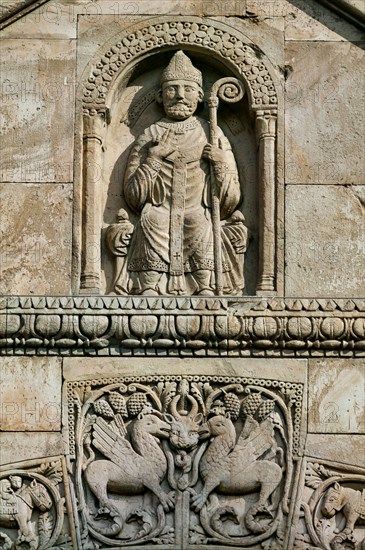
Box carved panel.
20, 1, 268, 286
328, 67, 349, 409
65, 373, 304, 548
78, 15, 281, 296
293, 458, 365, 550
0, 456, 76, 549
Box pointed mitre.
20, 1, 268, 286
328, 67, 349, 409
161, 51, 202, 86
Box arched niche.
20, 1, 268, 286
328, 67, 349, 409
77, 16, 281, 297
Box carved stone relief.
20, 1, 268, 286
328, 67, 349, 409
66, 373, 304, 548
0, 457, 76, 550
1, 296, 364, 357
78, 16, 280, 296
105, 50, 247, 297
293, 458, 365, 550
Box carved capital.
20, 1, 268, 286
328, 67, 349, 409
83, 108, 109, 142
255, 109, 277, 140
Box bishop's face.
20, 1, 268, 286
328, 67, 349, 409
161, 79, 202, 120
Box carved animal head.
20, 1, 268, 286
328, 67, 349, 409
165, 413, 203, 450
321, 483, 344, 518
207, 414, 235, 437
197, 414, 236, 450
28, 480, 52, 512
134, 413, 171, 439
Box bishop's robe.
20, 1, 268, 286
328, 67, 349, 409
123, 116, 243, 294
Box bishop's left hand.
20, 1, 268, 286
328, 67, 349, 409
202, 141, 226, 165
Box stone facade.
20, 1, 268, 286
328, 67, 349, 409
0, 1, 364, 549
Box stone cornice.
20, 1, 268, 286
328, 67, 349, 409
316, 0, 365, 30
1, 296, 364, 357
0, 0, 48, 30
1, 295, 365, 313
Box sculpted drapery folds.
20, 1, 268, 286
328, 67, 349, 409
107, 51, 247, 296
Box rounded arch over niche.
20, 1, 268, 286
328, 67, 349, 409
82, 17, 278, 112
79, 16, 281, 296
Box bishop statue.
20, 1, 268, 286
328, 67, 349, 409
107, 51, 247, 296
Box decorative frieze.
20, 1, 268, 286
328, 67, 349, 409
1, 297, 364, 357
82, 17, 278, 114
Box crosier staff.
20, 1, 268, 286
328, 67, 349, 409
208, 77, 245, 295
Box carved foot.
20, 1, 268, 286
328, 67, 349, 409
190, 489, 207, 511
0, 531, 13, 550
331, 531, 356, 550
245, 504, 274, 534
94, 506, 113, 519
140, 289, 159, 296
159, 490, 175, 511
196, 289, 215, 296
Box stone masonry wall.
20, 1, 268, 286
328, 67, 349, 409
0, 1, 364, 549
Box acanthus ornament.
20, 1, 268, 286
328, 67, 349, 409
67, 374, 303, 548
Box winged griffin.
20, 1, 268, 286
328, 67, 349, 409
191, 411, 283, 533
84, 412, 174, 536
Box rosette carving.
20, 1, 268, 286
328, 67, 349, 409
81, 18, 278, 114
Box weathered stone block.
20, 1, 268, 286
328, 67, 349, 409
285, 41, 365, 184
1, 0, 247, 40
308, 359, 365, 433
285, 185, 365, 296
305, 434, 365, 468
0, 183, 73, 295
0, 432, 64, 465
0, 39, 75, 182
0, 357, 62, 431
284, 0, 365, 41
63, 356, 308, 383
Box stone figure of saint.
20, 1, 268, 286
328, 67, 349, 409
107, 51, 247, 296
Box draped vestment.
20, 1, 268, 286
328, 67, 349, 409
123, 116, 242, 293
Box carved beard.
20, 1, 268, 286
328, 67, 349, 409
165, 102, 196, 120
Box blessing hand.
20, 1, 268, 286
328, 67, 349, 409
148, 130, 174, 160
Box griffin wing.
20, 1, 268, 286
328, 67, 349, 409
231, 418, 275, 466
200, 437, 233, 480
92, 416, 137, 468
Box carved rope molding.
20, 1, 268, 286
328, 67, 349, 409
81, 17, 278, 113
1, 297, 364, 356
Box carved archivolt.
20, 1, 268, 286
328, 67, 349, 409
66, 374, 303, 548
82, 17, 278, 113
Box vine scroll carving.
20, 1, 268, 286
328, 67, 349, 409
67, 374, 304, 548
